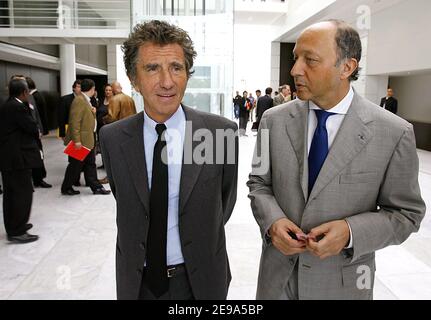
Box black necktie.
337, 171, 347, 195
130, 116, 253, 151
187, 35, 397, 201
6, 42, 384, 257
146, 123, 169, 297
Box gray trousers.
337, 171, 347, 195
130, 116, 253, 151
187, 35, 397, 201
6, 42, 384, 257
279, 262, 299, 300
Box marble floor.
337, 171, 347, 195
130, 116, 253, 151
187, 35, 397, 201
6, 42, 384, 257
0, 127, 430, 300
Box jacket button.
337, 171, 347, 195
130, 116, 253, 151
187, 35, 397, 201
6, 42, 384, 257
140, 242, 145, 250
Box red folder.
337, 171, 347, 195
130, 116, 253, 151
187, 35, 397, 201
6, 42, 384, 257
64, 141, 91, 161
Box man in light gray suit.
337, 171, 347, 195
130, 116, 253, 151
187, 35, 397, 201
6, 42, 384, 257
100, 20, 238, 300
247, 20, 425, 300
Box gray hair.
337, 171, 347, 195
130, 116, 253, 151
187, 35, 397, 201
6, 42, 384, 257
328, 19, 362, 81
122, 20, 197, 81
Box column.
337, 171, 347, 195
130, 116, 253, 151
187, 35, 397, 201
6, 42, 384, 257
270, 41, 280, 92
59, 44, 76, 96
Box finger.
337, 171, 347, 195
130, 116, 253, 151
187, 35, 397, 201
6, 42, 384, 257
281, 233, 307, 249
286, 222, 305, 235
308, 223, 330, 239
306, 238, 320, 251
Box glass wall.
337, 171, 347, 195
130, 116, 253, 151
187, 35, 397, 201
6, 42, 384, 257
131, 0, 234, 119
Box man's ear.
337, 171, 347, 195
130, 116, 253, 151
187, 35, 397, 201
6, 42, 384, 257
340, 58, 358, 80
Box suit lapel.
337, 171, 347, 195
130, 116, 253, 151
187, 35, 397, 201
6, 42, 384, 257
120, 112, 150, 214
307, 94, 374, 202
179, 105, 204, 214
285, 100, 309, 201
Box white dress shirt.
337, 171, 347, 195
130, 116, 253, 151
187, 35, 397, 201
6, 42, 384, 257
143, 106, 186, 266
307, 86, 354, 248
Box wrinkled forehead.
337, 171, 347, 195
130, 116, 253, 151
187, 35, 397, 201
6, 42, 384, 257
294, 24, 337, 55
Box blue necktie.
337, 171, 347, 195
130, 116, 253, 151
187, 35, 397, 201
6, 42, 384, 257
308, 110, 335, 195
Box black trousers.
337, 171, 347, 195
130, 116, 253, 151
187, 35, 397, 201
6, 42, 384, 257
139, 265, 194, 300
1, 169, 33, 236
239, 115, 248, 134
32, 166, 47, 184
61, 148, 101, 192
32, 137, 47, 184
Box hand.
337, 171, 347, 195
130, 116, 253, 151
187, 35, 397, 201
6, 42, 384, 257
269, 218, 307, 256
91, 107, 97, 114
306, 220, 350, 260
74, 142, 82, 150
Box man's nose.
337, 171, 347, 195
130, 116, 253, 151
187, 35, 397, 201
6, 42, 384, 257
290, 59, 303, 77
160, 69, 174, 89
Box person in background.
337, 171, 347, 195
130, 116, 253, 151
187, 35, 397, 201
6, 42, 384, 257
255, 87, 273, 129
233, 91, 242, 120
96, 84, 114, 183
60, 79, 111, 196
248, 92, 255, 122
380, 88, 398, 114
24, 76, 52, 188
238, 91, 250, 136
27, 77, 49, 135
58, 80, 82, 138
273, 84, 292, 106
0, 79, 42, 243
103, 81, 136, 124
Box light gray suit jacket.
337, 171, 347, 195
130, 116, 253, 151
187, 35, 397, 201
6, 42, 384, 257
247, 93, 426, 300
99, 105, 238, 299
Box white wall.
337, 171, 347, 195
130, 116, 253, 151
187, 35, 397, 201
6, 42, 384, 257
367, 0, 431, 75
390, 73, 431, 123
233, 24, 274, 95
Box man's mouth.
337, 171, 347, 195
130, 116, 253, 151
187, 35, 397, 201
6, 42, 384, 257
157, 94, 176, 98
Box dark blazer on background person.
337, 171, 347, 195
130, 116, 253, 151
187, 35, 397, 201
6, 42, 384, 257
99, 105, 238, 300
58, 93, 75, 137
256, 94, 273, 122
380, 96, 398, 114
238, 96, 250, 118
0, 98, 42, 171
32, 90, 49, 135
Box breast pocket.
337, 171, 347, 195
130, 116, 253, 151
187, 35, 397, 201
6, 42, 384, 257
339, 172, 378, 184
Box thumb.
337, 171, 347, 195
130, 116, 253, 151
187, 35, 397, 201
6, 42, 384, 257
286, 221, 304, 234
308, 223, 330, 240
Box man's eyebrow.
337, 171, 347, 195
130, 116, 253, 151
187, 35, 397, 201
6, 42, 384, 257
171, 61, 185, 67
294, 49, 320, 56
144, 63, 159, 68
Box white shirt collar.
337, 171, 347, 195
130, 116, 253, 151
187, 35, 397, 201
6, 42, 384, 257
15, 97, 23, 104
309, 86, 354, 115
143, 105, 185, 132
30, 89, 37, 95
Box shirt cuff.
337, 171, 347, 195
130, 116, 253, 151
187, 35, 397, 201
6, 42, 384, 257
345, 220, 353, 249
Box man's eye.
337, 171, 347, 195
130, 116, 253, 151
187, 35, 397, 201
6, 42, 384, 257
172, 65, 184, 72
146, 65, 157, 72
